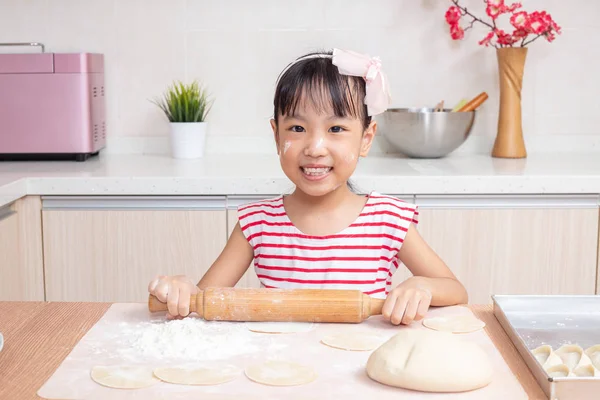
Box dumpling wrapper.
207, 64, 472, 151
91, 365, 159, 389
321, 332, 384, 351
153, 365, 240, 385
245, 360, 317, 387
423, 315, 486, 333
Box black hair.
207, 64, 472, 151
273, 50, 372, 131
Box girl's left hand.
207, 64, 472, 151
382, 277, 433, 326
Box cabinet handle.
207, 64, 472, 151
225, 194, 415, 210
415, 194, 599, 209
41, 196, 227, 211
0, 204, 15, 222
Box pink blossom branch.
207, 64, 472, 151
463, 18, 477, 32
522, 33, 544, 46
451, 0, 495, 30
451, 0, 499, 47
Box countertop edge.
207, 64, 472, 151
2, 175, 600, 209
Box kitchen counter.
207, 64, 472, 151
1, 153, 600, 208
0, 302, 546, 399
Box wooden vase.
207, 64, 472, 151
492, 47, 528, 159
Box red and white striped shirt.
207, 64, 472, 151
238, 192, 419, 299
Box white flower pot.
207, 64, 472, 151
169, 122, 207, 159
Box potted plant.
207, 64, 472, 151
444, 0, 561, 158
153, 80, 213, 159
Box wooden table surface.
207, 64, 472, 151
0, 302, 547, 399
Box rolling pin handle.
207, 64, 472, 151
192, 292, 204, 317
147, 292, 204, 317
370, 298, 385, 317
360, 293, 385, 320
148, 294, 167, 313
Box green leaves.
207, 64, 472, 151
152, 81, 213, 123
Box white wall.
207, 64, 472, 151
0, 0, 598, 155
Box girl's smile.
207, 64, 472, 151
300, 164, 333, 181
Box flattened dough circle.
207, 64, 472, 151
153, 365, 240, 385
91, 366, 159, 389
245, 360, 317, 386
423, 315, 486, 333
321, 332, 384, 351
246, 322, 314, 334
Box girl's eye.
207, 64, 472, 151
290, 126, 305, 133
330, 126, 344, 133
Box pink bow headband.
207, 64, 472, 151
278, 49, 392, 116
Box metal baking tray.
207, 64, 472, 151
493, 295, 600, 400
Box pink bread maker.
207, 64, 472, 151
0, 42, 106, 161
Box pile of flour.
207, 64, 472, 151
109, 318, 263, 362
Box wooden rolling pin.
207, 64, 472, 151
457, 91, 489, 112
148, 287, 385, 323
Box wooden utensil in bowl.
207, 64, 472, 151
457, 92, 489, 112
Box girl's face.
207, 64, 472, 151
271, 101, 376, 198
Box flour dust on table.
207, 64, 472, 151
108, 316, 267, 362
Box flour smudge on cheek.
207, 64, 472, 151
282, 141, 291, 155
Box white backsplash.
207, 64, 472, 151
0, 0, 598, 155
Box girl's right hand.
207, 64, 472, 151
148, 275, 199, 318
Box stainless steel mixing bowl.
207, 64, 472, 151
376, 107, 476, 158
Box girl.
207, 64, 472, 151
148, 49, 468, 325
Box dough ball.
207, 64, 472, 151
321, 332, 384, 351
245, 360, 317, 386
91, 365, 159, 389
153, 365, 240, 385
246, 322, 314, 334
423, 315, 485, 333
366, 329, 493, 393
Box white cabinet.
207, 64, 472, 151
41, 196, 228, 302
0, 197, 45, 301
414, 195, 599, 304
4, 192, 597, 304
